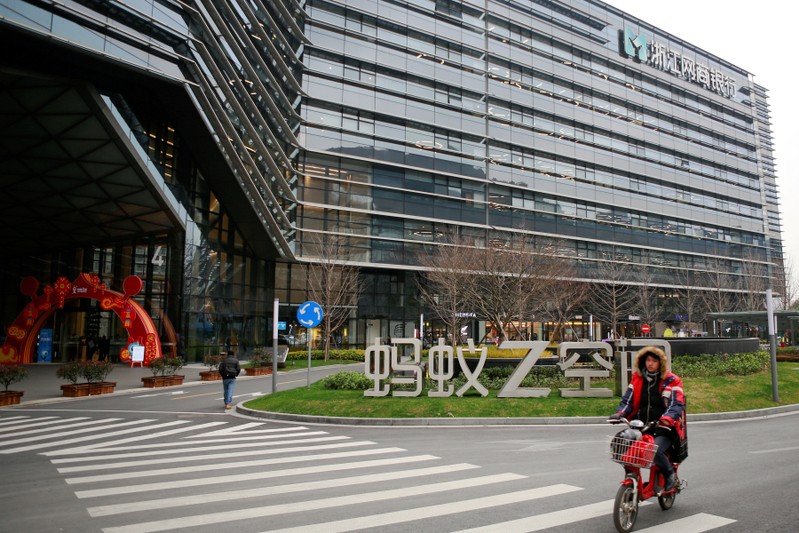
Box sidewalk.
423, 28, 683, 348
6, 362, 216, 406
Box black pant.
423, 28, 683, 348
654, 433, 674, 475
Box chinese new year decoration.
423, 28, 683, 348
0, 273, 162, 365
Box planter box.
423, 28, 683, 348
61, 383, 91, 397
88, 382, 117, 395
244, 367, 273, 376
200, 370, 222, 381
142, 375, 185, 388
0, 391, 23, 406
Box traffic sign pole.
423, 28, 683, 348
307, 331, 312, 388
272, 298, 279, 393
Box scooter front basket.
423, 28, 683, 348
610, 436, 657, 468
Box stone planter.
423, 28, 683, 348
199, 370, 222, 381
244, 367, 272, 376
141, 375, 185, 388
61, 383, 91, 397
0, 391, 24, 406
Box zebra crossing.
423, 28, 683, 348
0, 414, 736, 532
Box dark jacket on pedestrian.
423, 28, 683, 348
218, 354, 241, 379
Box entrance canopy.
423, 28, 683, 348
0, 70, 184, 256
706, 310, 799, 344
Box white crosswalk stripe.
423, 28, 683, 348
0, 414, 738, 532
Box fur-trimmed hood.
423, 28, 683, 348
634, 346, 669, 379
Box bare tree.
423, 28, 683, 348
737, 252, 769, 311
464, 234, 554, 343
631, 262, 662, 332
539, 257, 590, 342
304, 232, 362, 361
589, 252, 636, 339
700, 257, 737, 315
773, 254, 798, 310
416, 235, 478, 346
674, 269, 704, 327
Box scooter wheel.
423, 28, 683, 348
614, 484, 638, 532
658, 489, 676, 510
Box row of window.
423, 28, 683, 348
304, 51, 760, 200
295, 207, 767, 279
300, 116, 764, 231
299, 156, 767, 249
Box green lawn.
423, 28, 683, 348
244, 361, 799, 418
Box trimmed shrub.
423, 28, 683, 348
671, 351, 769, 378
320, 371, 372, 390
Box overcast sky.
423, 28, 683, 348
604, 0, 796, 276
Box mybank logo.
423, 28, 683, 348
622, 27, 647, 61
618, 26, 736, 99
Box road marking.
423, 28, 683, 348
183, 421, 265, 435
75, 453, 433, 498
87, 463, 481, 517
636, 512, 737, 531
65, 439, 374, 483
0, 415, 57, 426
130, 391, 185, 398
70, 447, 394, 491
453, 500, 618, 531
41, 421, 207, 456
0, 419, 168, 453
168, 391, 218, 399
129, 432, 345, 445
102, 473, 530, 533
751, 445, 799, 454
0, 418, 125, 445
56, 435, 351, 472
51, 432, 330, 461
0, 416, 88, 433
263, 484, 584, 533
0, 418, 126, 438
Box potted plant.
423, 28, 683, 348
57, 361, 90, 397
0, 365, 28, 406
83, 360, 115, 395
244, 349, 273, 376
200, 354, 223, 381
142, 356, 185, 387
164, 356, 185, 385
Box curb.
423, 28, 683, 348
236, 402, 799, 427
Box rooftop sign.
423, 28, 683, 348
620, 27, 736, 99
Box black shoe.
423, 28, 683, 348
664, 471, 677, 491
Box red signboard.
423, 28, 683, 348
641, 324, 651, 334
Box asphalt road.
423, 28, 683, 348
1, 366, 797, 532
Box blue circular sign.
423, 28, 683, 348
297, 301, 323, 328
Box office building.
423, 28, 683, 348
0, 0, 782, 361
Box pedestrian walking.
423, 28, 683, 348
218, 351, 241, 409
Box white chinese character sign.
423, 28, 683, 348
362, 338, 668, 399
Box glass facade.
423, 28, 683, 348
297, 0, 779, 277
0, 0, 784, 360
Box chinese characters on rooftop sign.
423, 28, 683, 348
621, 27, 736, 99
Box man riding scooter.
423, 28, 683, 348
609, 346, 687, 491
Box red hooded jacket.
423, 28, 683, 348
615, 346, 686, 442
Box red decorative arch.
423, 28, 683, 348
0, 273, 162, 365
